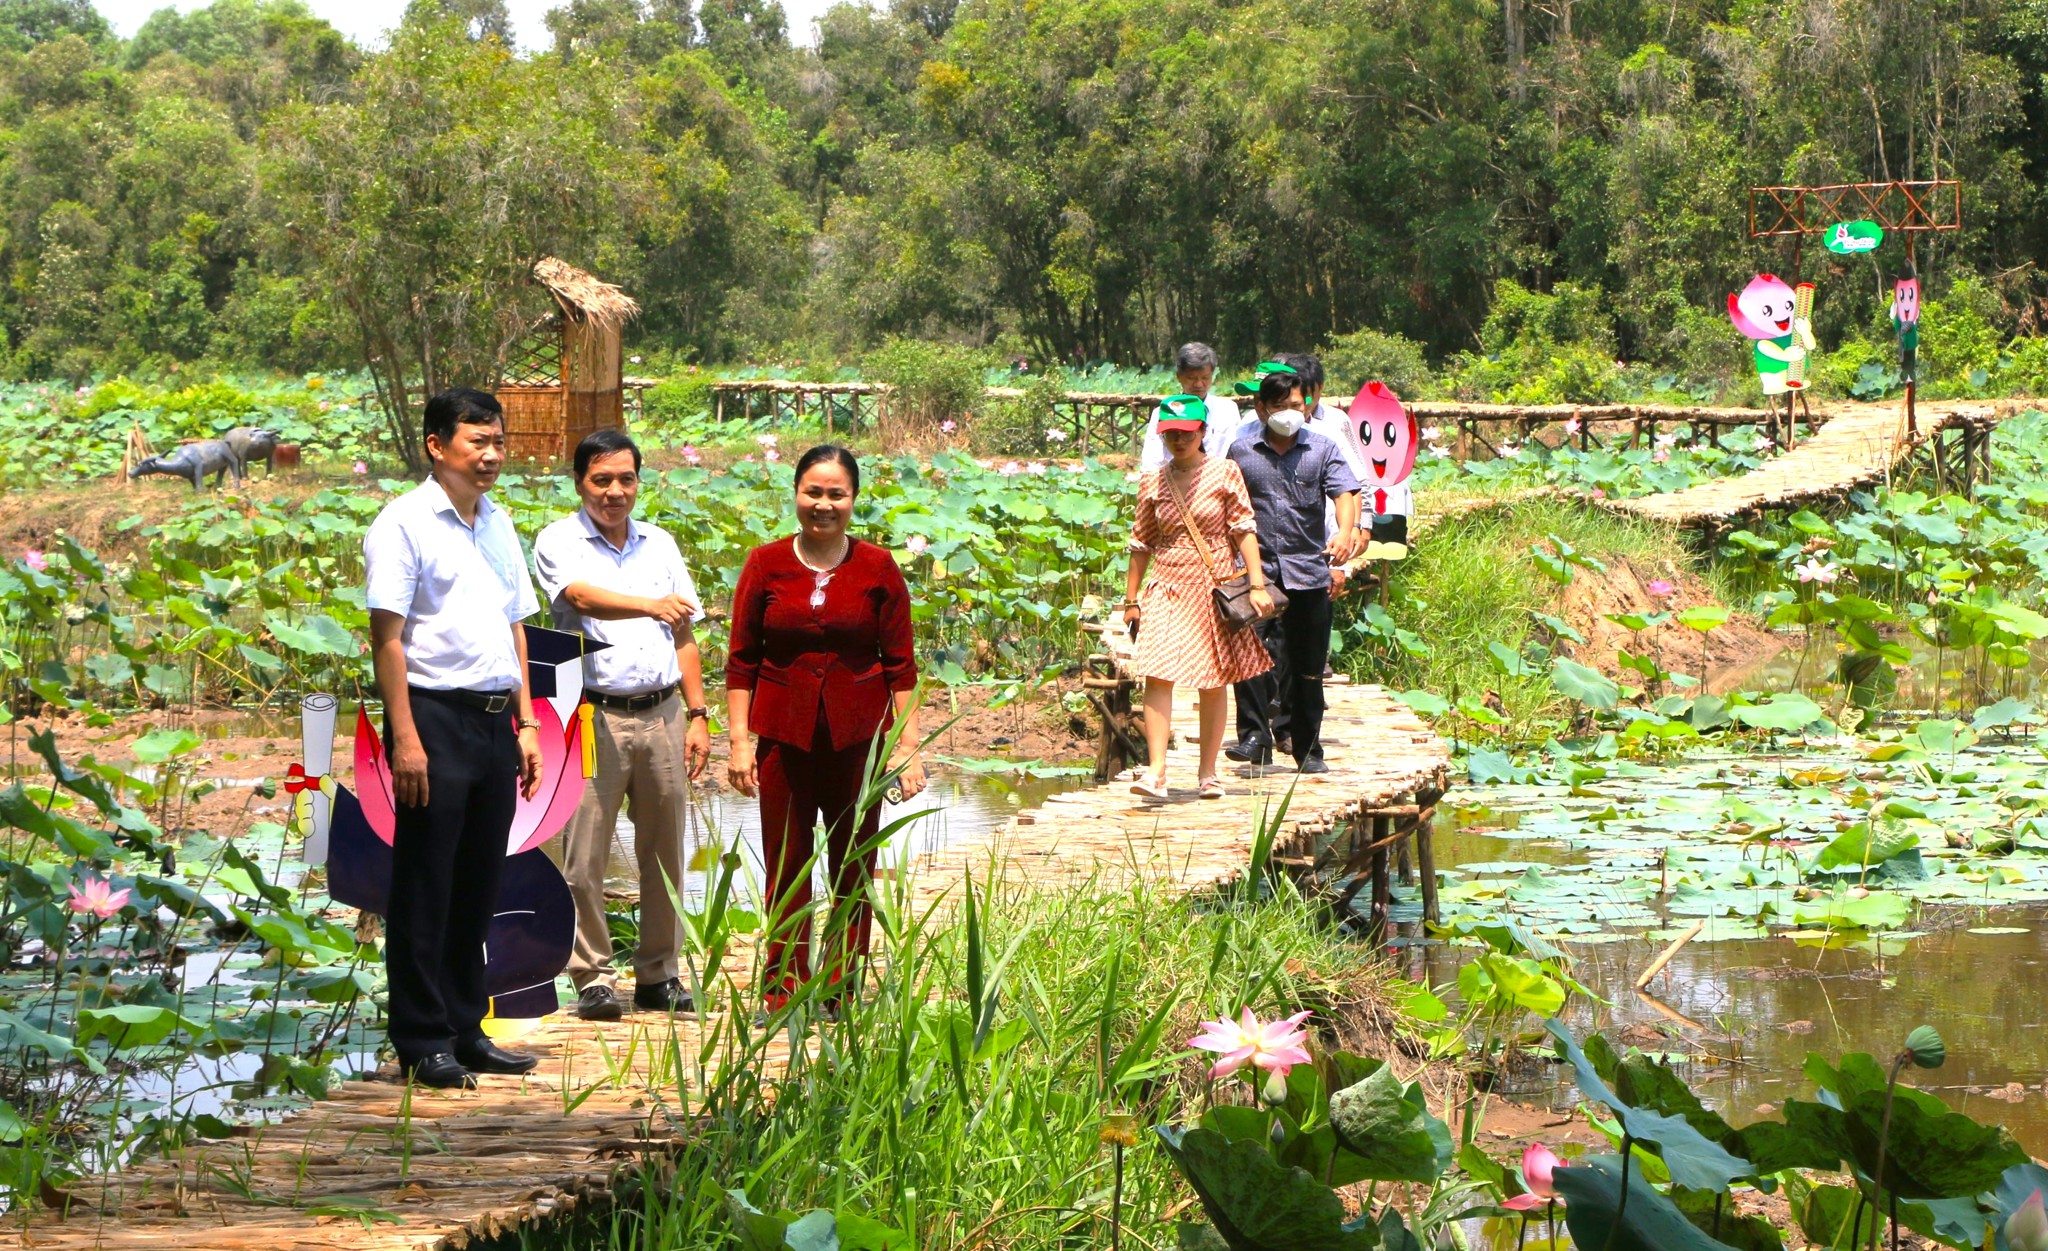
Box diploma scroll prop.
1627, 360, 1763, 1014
297, 692, 338, 865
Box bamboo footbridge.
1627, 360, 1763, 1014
13, 690, 1451, 1250
1606, 399, 2005, 531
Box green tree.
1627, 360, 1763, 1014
262, 18, 645, 466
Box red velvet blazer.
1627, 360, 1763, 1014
725, 537, 918, 751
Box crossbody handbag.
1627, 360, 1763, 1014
1162, 465, 1284, 633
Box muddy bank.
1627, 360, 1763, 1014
1553, 552, 1787, 686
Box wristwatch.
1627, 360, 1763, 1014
685, 706, 710, 721
516, 717, 541, 731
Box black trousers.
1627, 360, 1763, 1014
384, 689, 519, 1061
1232, 587, 1334, 764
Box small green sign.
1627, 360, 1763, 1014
1824, 220, 1885, 254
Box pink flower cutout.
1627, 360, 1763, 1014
1188, 1008, 1313, 1079
1646, 578, 1675, 597
23, 549, 47, 572
1502, 1142, 1565, 1210
68, 874, 131, 919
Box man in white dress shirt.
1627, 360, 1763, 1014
533, 429, 712, 1022
364, 388, 546, 1089
1137, 342, 1247, 471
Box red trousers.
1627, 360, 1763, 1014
757, 724, 882, 1003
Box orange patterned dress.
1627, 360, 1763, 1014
1129, 456, 1274, 689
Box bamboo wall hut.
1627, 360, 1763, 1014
495, 258, 641, 462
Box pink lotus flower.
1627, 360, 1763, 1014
1563, 418, 1581, 435
23, 549, 47, 572
764, 448, 781, 462
757, 433, 779, 448
1000, 461, 1023, 476
1502, 1142, 1565, 1210
905, 535, 929, 555
1027, 462, 1047, 475
1655, 431, 1679, 449
2009, 1190, 2048, 1251
1590, 488, 1606, 499
351, 461, 367, 475
1795, 557, 1838, 584
682, 445, 703, 466
1046, 428, 1068, 443
1499, 441, 1520, 459
1753, 434, 1775, 453
1421, 426, 1442, 443
1653, 448, 1671, 463
67, 874, 131, 919
940, 419, 958, 434
1188, 1008, 1313, 1079
1647, 578, 1675, 597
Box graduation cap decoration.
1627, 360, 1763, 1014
523, 623, 612, 700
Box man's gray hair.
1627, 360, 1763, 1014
1173, 342, 1220, 372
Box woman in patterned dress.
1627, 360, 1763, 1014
1120, 395, 1275, 800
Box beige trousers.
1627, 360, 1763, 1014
557, 697, 691, 990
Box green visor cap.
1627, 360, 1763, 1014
1155, 393, 1209, 427
1231, 360, 1299, 395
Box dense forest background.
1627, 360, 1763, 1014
1, 0, 2045, 384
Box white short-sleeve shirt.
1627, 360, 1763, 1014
532, 510, 704, 697
363, 477, 541, 692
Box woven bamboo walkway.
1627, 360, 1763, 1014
1607, 400, 2003, 529
11, 685, 1450, 1251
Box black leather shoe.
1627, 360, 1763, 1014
455, 1039, 539, 1075
402, 1053, 476, 1090
1224, 735, 1272, 765
1297, 756, 1330, 775
577, 985, 623, 1021
633, 977, 694, 1013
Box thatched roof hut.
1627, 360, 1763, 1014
497, 257, 642, 462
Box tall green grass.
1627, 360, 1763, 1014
1341, 496, 1719, 720
506, 861, 1394, 1250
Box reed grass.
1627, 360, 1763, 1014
506, 857, 1395, 1251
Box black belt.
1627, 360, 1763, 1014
587, 684, 677, 712
410, 685, 515, 715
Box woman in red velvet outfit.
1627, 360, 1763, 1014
725, 445, 924, 1018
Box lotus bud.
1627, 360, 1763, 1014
1260, 1068, 1290, 1108
1269, 1117, 1287, 1145
1903, 1024, 1946, 1070
2008, 1190, 2048, 1251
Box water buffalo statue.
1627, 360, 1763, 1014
129, 440, 245, 490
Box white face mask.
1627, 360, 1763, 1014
1264, 410, 1305, 439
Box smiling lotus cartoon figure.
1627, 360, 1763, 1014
1891, 273, 1921, 384
1728, 274, 1810, 396
1348, 381, 1417, 560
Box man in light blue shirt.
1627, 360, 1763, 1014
532, 429, 712, 1023
363, 388, 545, 1089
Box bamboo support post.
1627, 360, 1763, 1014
1634, 920, 1705, 990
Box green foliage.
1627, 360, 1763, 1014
1319, 328, 1437, 401
861, 338, 992, 431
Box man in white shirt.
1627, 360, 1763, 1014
364, 388, 546, 1089
1137, 342, 1248, 471
532, 429, 713, 1023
